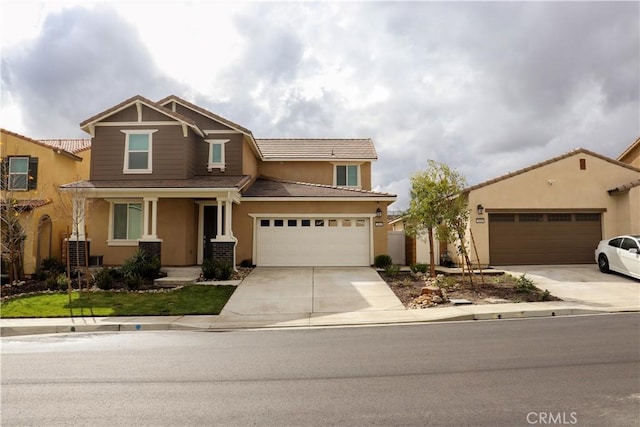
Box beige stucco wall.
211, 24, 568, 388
1, 131, 91, 274
233, 200, 390, 264
86, 198, 197, 266
257, 161, 373, 190
461, 152, 640, 266
242, 138, 259, 178
619, 141, 640, 168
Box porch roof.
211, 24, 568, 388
242, 177, 396, 199
60, 175, 251, 190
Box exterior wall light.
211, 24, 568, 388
477, 204, 484, 215
376, 208, 383, 217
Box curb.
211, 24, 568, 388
2, 308, 629, 337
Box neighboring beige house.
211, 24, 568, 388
62, 95, 396, 267
459, 146, 640, 266
618, 137, 640, 168
1, 129, 91, 275
391, 140, 640, 267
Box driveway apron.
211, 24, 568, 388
220, 267, 405, 316
498, 264, 640, 311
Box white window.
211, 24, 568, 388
335, 164, 360, 187
206, 139, 229, 171
122, 130, 157, 173
111, 202, 142, 242
8, 157, 29, 190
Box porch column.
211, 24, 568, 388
217, 199, 223, 237
142, 198, 150, 239
150, 198, 158, 238
224, 199, 233, 237
142, 197, 158, 239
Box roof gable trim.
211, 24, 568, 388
464, 148, 640, 194
80, 96, 203, 137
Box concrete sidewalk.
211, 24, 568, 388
2, 265, 637, 337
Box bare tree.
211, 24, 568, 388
55, 182, 91, 291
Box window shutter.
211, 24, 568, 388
28, 157, 38, 190
0, 158, 7, 190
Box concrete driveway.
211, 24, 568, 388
498, 264, 640, 311
220, 267, 405, 316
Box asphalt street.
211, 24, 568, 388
2, 314, 639, 426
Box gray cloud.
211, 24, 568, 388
1, 6, 187, 138
2, 2, 637, 209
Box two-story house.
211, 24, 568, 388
62, 95, 396, 268
1, 129, 91, 277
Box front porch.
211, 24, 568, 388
63, 183, 244, 267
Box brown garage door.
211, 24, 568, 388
489, 213, 601, 265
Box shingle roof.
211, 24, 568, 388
463, 147, 640, 193
38, 139, 91, 154
255, 139, 377, 160
61, 176, 251, 190
242, 177, 395, 198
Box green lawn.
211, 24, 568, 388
0, 285, 236, 318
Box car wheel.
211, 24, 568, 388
598, 254, 609, 273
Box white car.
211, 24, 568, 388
595, 235, 640, 280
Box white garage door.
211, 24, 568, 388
256, 217, 371, 266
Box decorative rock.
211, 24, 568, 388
420, 286, 441, 296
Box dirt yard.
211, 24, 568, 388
381, 270, 561, 309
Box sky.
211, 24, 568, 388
1, 1, 638, 209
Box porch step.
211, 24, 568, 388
154, 266, 202, 287
154, 277, 197, 287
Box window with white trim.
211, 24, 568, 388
112, 202, 143, 241
8, 157, 29, 190
206, 139, 229, 171
335, 164, 359, 187
122, 130, 156, 173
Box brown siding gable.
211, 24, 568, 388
79, 95, 203, 137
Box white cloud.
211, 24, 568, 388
1, 1, 638, 208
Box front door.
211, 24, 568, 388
203, 206, 218, 260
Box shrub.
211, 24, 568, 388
56, 274, 70, 291
410, 263, 428, 274
515, 274, 536, 293
202, 258, 217, 280
202, 259, 234, 280
384, 264, 400, 277
215, 261, 234, 280
41, 257, 66, 274
541, 289, 551, 301
93, 267, 114, 290
374, 255, 393, 269
34, 257, 66, 281
120, 250, 161, 282
125, 274, 144, 291
435, 275, 458, 290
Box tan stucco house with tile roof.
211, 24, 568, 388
395, 141, 640, 268
62, 95, 395, 268
456, 145, 640, 267
1, 129, 91, 275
